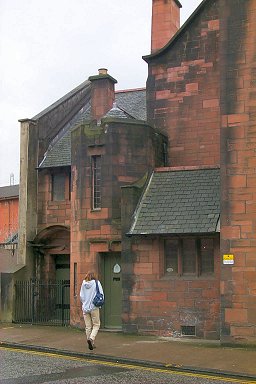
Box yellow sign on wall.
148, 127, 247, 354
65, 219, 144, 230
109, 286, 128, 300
223, 254, 234, 265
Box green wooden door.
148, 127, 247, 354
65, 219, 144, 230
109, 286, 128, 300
55, 254, 70, 322
55, 254, 70, 281
102, 252, 122, 329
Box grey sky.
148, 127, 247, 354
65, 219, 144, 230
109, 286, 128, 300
0, 0, 202, 187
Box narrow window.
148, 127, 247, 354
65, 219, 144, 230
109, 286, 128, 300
183, 238, 196, 274
74, 262, 77, 297
92, 156, 101, 210
68, 171, 71, 201
163, 142, 168, 166
164, 239, 179, 274
200, 238, 214, 274
52, 174, 66, 201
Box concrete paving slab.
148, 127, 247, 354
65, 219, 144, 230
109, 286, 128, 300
0, 323, 256, 377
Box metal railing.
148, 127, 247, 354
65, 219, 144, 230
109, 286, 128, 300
14, 279, 70, 326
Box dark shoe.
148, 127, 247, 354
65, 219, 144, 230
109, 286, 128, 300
87, 339, 93, 351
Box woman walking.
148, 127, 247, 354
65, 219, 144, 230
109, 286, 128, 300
80, 271, 104, 350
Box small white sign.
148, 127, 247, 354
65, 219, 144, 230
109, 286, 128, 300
223, 254, 234, 265
113, 263, 121, 273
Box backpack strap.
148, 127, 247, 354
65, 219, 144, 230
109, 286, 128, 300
95, 279, 100, 293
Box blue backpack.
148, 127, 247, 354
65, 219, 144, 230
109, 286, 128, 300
93, 280, 104, 307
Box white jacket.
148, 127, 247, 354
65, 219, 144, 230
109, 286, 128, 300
80, 279, 104, 313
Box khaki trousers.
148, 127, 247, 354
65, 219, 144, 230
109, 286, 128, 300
83, 308, 100, 341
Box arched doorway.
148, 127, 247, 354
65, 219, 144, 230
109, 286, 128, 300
15, 225, 71, 325
30, 225, 70, 282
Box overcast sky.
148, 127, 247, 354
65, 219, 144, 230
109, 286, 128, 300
0, 0, 202, 187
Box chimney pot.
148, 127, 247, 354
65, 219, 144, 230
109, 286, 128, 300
151, 0, 182, 53
98, 68, 108, 75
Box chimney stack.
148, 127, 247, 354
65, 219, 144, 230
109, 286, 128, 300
151, 0, 182, 53
89, 68, 117, 121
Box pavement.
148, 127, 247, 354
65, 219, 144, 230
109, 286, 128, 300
1, 323, 256, 379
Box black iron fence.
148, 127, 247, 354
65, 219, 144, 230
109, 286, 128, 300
14, 279, 70, 326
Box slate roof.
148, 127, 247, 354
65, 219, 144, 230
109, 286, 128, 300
104, 102, 132, 119
39, 88, 146, 169
39, 131, 72, 168
0, 184, 19, 199
128, 168, 220, 236
115, 89, 146, 121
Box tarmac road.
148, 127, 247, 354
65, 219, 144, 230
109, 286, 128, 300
1, 323, 256, 377
1, 347, 255, 384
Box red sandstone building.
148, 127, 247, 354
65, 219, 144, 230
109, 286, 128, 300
0, 184, 20, 322
15, 0, 256, 344
0, 185, 19, 243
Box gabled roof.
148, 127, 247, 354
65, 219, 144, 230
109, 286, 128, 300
33, 80, 91, 120
39, 88, 146, 169
0, 184, 19, 199
128, 167, 220, 236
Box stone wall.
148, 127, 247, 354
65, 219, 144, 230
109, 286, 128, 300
220, 0, 256, 344
69, 119, 166, 326
146, 0, 220, 167
122, 236, 220, 339
37, 168, 71, 230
